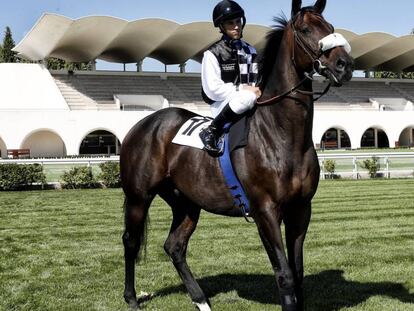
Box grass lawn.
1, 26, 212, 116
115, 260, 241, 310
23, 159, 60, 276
0, 179, 413, 310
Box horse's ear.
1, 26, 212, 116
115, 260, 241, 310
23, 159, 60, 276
314, 0, 327, 14
291, 0, 302, 17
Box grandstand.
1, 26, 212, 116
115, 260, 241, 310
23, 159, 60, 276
0, 15, 413, 158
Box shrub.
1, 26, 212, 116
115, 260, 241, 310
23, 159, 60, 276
0, 164, 46, 190
361, 156, 380, 178
323, 159, 336, 179
98, 162, 120, 188
61, 166, 97, 189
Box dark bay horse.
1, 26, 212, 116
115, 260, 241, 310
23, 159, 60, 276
120, 0, 353, 310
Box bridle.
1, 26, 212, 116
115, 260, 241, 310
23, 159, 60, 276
256, 12, 334, 105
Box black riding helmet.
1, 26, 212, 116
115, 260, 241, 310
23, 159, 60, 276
212, 0, 246, 28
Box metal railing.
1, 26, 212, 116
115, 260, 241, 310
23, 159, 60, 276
0, 156, 119, 166
1, 153, 413, 180
319, 152, 414, 179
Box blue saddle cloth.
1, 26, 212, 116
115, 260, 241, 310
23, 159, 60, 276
218, 117, 251, 217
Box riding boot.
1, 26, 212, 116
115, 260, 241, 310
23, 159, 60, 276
200, 104, 240, 155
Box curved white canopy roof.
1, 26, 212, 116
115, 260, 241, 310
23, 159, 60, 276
14, 13, 414, 71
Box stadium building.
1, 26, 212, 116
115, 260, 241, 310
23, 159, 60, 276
0, 14, 413, 158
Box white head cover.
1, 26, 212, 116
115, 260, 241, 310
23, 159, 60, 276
319, 33, 351, 54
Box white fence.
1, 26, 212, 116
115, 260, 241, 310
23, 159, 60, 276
0, 156, 120, 166
1, 153, 413, 180
319, 152, 414, 179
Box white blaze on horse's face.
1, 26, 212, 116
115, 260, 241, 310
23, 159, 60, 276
319, 33, 351, 54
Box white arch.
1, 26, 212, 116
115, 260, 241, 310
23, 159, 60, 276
0, 136, 7, 159
319, 126, 352, 149
20, 128, 67, 157
77, 127, 121, 155
398, 125, 414, 147
360, 125, 391, 148
318, 125, 351, 140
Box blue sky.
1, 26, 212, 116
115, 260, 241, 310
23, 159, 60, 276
1, 0, 414, 72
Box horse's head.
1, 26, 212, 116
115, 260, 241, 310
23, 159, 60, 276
289, 0, 353, 86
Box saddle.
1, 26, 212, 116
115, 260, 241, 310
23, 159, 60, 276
172, 113, 253, 219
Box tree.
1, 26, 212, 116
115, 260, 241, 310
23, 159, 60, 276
1, 26, 17, 63
46, 57, 67, 70
46, 57, 93, 71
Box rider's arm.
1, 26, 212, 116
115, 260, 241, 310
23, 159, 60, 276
201, 50, 238, 102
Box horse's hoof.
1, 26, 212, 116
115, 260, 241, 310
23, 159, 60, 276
194, 301, 211, 311
124, 294, 139, 310
127, 300, 139, 310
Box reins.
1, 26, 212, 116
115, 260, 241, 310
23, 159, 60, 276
256, 70, 331, 105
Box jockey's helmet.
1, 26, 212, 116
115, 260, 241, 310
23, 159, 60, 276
212, 0, 246, 28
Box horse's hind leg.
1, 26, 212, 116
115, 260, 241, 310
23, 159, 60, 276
160, 190, 210, 310
122, 195, 153, 309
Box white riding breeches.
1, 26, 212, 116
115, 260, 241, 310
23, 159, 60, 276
210, 89, 256, 117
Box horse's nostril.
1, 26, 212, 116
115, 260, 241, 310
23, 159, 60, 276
336, 58, 346, 70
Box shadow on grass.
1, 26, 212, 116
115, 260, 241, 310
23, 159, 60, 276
152, 270, 414, 310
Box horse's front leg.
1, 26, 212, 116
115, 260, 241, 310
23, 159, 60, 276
254, 204, 298, 311
284, 202, 311, 311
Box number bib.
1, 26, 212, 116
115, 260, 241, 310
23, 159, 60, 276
172, 117, 213, 149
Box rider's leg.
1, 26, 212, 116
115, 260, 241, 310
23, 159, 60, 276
200, 89, 256, 154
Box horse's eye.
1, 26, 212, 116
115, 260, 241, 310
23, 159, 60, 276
301, 27, 311, 35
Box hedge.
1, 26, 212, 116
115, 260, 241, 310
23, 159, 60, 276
0, 164, 46, 190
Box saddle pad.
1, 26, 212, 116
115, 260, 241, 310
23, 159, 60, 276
172, 116, 212, 149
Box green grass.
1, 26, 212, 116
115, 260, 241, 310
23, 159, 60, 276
0, 180, 413, 310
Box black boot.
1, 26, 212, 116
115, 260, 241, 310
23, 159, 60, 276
200, 104, 240, 155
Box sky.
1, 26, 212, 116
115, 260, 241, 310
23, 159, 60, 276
1, 0, 414, 72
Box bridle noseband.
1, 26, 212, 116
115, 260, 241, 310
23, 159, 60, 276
257, 12, 334, 105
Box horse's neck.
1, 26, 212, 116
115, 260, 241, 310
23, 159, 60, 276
262, 39, 313, 102
255, 41, 315, 151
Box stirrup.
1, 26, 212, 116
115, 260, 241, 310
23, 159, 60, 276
203, 139, 224, 156
200, 131, 224, 156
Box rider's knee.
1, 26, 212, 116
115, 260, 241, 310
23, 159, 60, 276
229, 90, 256, 114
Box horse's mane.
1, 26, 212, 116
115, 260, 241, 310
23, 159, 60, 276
258, 14, 288, 88
258, 8, 317, 88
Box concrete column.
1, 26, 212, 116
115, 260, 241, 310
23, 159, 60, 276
164, 64, 168, 73
374, 128, 378, 148
179, 63, 186, 73
123, 63, 126, 72
337, 129, 341, 149
410, 128, 414, 146
91, 59, 97, 71
136, 60, 143, 72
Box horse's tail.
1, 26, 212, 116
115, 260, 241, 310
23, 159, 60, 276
123, 196, 150, 263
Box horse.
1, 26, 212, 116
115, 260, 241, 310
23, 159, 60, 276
120, 0, 353, 310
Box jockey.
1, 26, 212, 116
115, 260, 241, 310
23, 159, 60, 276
199, 0, 261, 155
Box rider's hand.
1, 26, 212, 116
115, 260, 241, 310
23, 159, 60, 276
242, 85, 262, 99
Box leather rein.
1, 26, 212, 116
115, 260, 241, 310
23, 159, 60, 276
256, 14, 333, 106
